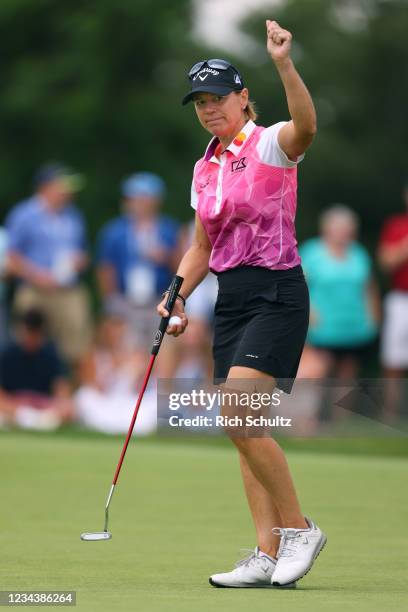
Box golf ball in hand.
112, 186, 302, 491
169, 316, 182, 326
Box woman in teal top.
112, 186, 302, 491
300, 205, 379, 375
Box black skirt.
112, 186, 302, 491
213, 265, 309, 393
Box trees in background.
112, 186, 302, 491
0, 0, 407, 250
244, 0, 408, 245
0, 0, 204, 238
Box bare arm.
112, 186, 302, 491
266, 20, 317, 159
51, 378, 75, 422
6, 251, 58, 289
366, 277, 381, 324
96, 263, 118, 297
77, 350, 99, 388
157, 213, 212, 335
7, 249, 88, 289
52, 378, 72, 399
73, 252, 89, 274
378, 236, 408, 272
175, 213, 212, 300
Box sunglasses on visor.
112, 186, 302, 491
188, 59, 240, 79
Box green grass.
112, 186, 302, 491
1, 432, 407, 611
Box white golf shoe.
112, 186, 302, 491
271, 517, 327, 586
209, 547, 296, 588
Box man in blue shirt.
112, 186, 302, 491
5, 163, 92, 365
96, 172, 179, 346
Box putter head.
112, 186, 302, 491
80, 531, 112, 541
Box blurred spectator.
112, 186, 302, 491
0, 225, 8, 348
378, 182, 408, 421
299, 205, 380, 424
159, 219, 217, 381
96, 172, 179, 347
169, 318, 213, 380
74, 304, 156, 435
179, 220, 218, 324
0, 308, 74, 430
5, 163, 92, 366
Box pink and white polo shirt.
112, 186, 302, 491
191, 120, 304, 273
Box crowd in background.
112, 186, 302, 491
0, 163, 407, 434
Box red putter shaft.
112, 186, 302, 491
112, 354, 155, 485
80, 274, 184, 541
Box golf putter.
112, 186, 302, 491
81, 275, 184, 541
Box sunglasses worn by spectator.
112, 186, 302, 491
188, 59, 236, 78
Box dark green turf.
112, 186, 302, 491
1, 432, 407, 611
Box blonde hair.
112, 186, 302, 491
233, 92, 258, 121
244, 99, 258, 122
319, 204, 359, 232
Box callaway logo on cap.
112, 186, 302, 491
193, 67, 221, 81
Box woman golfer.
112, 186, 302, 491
158, 20, 326, 588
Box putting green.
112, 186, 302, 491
1, 432, 407, 612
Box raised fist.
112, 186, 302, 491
266, 20, 292, 63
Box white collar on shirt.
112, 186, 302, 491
204, 119, 257, 163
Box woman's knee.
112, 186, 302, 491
229, 435, 258, 454
230, 434, 277, 456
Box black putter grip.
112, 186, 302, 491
151, 275, 184, 355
